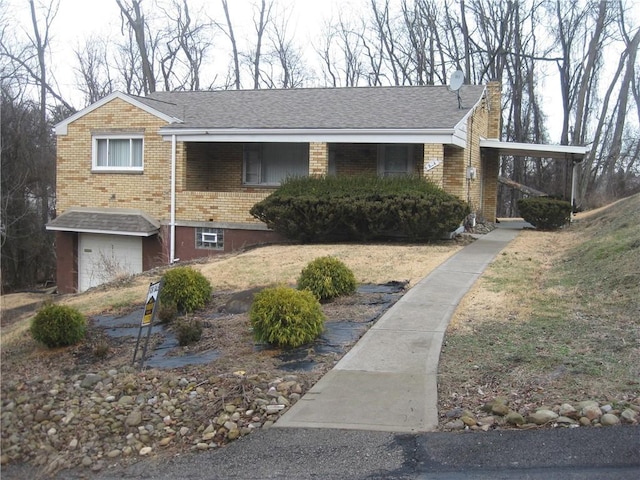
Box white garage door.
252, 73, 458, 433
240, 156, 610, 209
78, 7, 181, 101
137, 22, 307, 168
78, 234, 143, 292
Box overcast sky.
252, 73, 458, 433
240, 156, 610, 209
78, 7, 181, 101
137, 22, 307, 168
10, 0, 360, 106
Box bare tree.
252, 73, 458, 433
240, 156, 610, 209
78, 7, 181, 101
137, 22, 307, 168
116, 0, 156, 94
264, 11, 307, 88
74, 37, 115, 105
158, 0, 213, 91
220, 0, 241, 89
249, 0, 273, 89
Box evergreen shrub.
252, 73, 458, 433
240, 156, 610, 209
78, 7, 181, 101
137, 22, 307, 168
160, 266, 212, 313
250, 175, 470, 242
175, 318, 203, 346
518, 197, 572, 230
249, 286, 325, 348
298, 256, 357, 301
30, 303, 87, 348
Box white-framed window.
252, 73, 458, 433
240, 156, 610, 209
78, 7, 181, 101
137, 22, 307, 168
243, 143, 309, 185
92, 135, 144, 172
196, 227, 224, 250
378, 144, 414, 177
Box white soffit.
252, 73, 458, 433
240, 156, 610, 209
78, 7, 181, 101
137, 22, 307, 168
480, 139, 589, 161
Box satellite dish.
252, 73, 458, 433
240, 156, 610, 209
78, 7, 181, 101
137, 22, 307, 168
449, 70, 464, 91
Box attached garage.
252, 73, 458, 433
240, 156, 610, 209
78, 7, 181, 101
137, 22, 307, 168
47, 208, 162, 293
78, 234, 143, 292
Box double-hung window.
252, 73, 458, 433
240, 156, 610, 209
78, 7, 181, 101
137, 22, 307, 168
243, 143, 309, 185
378, 144, 414, 177
93, 135, 144, 172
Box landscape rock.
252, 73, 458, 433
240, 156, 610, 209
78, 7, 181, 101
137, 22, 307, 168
527, 410, 558, 425
620, 408, 638, 424
600, 413, 620, 426
558, 403, 577, 418
582, 405, 602, 421
444, 419, 465, 431
80, 374, 102, 389
505, 412, 525, 425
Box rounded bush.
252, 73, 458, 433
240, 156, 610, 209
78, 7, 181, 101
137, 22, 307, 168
30, 303, 87, 348
160, 266, 212, 313
249, 286, 325, 348
297, 256, 357, 301
518, 197, 572, 230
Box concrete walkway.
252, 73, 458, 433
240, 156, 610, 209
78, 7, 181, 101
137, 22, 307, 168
276, 224, 523, 433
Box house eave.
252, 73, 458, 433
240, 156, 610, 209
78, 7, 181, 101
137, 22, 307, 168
480, 139, 590, 161
45, 226, 156, 237
159, 128, 464, 145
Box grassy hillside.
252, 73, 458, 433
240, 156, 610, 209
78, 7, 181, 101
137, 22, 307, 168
439, 193, 640, 415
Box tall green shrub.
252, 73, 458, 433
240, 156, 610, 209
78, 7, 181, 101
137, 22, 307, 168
298, 256, 357, 301
250, 175, 469, 242
249, 286, 325, 348
160, 266, 212, 313
30, 303, 87, 348
518, 197, 572, 230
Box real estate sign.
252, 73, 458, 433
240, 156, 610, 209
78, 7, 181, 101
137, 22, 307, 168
133, 280, 163, 368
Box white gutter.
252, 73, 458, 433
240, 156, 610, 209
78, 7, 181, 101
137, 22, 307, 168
45, 227, 156, 237
479, 139, 589, 160
170, 134, 177, 264
159, 127, 456, 136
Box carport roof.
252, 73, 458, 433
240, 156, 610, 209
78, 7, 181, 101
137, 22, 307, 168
46, 208, 160, 236
480, 139, 589, 161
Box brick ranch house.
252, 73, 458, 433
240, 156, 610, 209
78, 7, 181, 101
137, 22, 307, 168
47, 82, 587, 293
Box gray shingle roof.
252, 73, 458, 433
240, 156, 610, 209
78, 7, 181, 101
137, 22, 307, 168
135, 85, 486, 130
46, 208, 160, 236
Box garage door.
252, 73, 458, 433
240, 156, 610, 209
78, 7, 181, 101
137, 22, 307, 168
78, 234, 143, 292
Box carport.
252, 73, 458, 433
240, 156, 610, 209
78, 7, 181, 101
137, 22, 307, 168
480, 139, 590, 217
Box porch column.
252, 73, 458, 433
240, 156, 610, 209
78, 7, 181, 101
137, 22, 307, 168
309, 142, 329, 176
423, 143, 444, 187
481, 150, 499, 222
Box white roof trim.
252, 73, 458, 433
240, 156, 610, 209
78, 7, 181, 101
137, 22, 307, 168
480, 139, 589, 160
159, 128, 464, 146
45, 226, 155, 237
55, 92, 182, 135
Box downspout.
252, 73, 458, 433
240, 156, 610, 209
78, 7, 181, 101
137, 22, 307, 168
570, 158, 578, 222
170, 134, 176, 263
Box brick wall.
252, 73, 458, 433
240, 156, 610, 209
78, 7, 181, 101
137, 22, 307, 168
329, 143, 424, 176
175, 190, 273, 224
423, 143, 445, 187
185, 142, 244, 192
440, 82, 500, 218
309, 142, 328, 175
482, 150, 500, 221
56, 97, 172, 219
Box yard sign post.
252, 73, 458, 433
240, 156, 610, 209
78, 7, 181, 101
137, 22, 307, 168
132, 280, 163, 368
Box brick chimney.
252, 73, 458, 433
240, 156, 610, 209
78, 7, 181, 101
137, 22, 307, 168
486, 81, 502, 140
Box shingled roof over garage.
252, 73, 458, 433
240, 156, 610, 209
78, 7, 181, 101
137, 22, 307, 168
46, 208, 160, 236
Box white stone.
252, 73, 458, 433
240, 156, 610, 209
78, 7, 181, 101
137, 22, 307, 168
139, 446, 152, 456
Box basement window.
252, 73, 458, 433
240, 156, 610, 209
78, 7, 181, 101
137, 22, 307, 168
196, 227, 224, 250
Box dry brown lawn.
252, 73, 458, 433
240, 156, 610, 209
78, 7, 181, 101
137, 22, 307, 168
1, 241, 463, 349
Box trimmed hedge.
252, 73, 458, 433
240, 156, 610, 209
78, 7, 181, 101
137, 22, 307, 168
250, 175, 470, 242
518, 197, 572, 230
